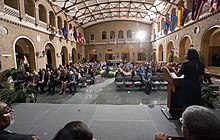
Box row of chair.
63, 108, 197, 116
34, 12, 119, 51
114, 74, 168, 93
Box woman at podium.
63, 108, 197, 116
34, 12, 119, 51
173, 48, 204, 110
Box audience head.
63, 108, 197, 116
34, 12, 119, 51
0, 102, 14, 130
181, 105, 220, 140
53, 121, 93, 140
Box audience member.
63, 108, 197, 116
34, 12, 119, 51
52, 121, 94, 140
155, 105, 220, 140
0, 101, 40, 140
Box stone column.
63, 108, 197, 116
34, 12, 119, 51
19, 0, 25, 21
0, 0, 4, 13
35, 4, 39, 26
46, 12, 50, 29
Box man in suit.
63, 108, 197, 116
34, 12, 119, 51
0, 101, 40, 140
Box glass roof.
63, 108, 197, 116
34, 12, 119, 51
50, 0, 177, 28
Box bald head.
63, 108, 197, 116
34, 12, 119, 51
0, 102, 7, 115
0, 101, 14, 130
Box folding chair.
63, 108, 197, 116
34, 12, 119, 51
115, 76, 124, 90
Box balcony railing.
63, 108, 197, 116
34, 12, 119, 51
117, 38, 125, 44
109, 39, 116, 44
4, 5, 19, 19
25, 14, 35, 24
39, 21, 47, 29
101, 39, 108, 44
90, 40, 95, 44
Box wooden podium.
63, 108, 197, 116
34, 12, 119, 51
162, 67, 183, 120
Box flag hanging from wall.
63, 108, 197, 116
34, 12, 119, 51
170, 15, 178, 32
178, 7, 189, 29
77, 33, 85, 46
209, 0, 219, 13
192, 0, 207, 21
73, 26, 78, 42
62, 26, 68, 40
164, 20, 170, 35
68, 28, 74, 41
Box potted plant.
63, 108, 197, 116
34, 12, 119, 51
201, 82, 218, 109
0, 84, 37, 103
2, 68, 24, 81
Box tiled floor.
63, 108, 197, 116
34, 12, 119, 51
6, 76, 220, 140
37, 76, 167, 105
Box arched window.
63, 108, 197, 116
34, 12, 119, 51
118, 30, 123, 38
90, 34, 95, 40
4, 0, 18, 10
102, 31, 107, 40
110, 31, 115, 39
39, 4, 47, 23
127, 30, 132, 38
57, 16, 62, 29
161, 18, 164, 31
49, 11, 55, 27
64, 20, 68, 26
24, 0, 35, 17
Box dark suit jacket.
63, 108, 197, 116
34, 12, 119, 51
0, 130, 33, 140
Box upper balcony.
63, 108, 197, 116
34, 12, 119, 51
85, 38, 142, 46
1, 5, 63, 38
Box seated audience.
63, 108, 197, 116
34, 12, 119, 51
154, 105, 220, 140
0, 101, 40, 140
52, 121, 94, 140
68, 70, 78, 95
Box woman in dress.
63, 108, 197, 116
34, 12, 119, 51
173, 47, 204, 110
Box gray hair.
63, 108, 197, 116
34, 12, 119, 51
182, 105, 220, 140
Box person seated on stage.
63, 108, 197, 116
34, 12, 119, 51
154, 105, 220, 140
52, 121, 94, 140
0, 101, 40, 140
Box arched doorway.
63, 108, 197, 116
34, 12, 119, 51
45, 43, 56, 69
166, 41, 174, 62
61, 46, 68, 66
158, 44, 163, 62
137, 48, 146, 61
89, 49, 98, 62
14, 38, 36, 72
201, 27, 220, 67
105, 49, 113, 62
72, 48, 77, 63
121, 47, 130, 62
179, 36, 192, 62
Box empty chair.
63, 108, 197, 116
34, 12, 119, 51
78, 77, 87, 88
124, 75, 133, 89
159, 75, 168, 90
115, 75, 124, 90
132, 75, 142, 88
85, 74, 92, 85
151, 75, 160, 90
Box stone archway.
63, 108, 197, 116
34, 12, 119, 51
89, 49, 98, 62
15, 38, 36, 72
44, 43, 56, 69
166, 41, 174, 62
105, 49, 114, 62
179, 36, 192, 62
201, 27, 220, 67
61, 46, 68, 66
121, 47, 130, 62
158, 44, 163, 62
